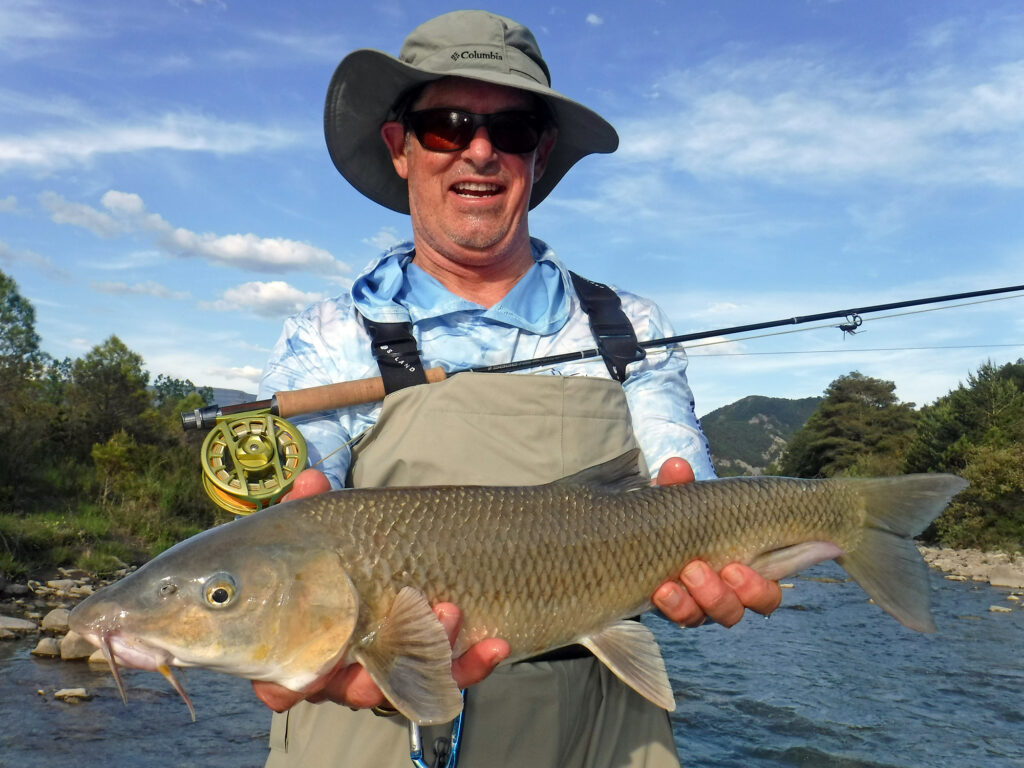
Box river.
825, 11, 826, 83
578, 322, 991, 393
1, 562, 1021, 767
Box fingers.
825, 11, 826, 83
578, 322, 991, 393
436, 602, 508, 689
252, 602, 508, 715
453, 638, 509, 688
655, 457, 695, 487
653, 561, 782, 629
281, 468, 331, 503
252, 680, 305, 713
652, 580, 707, 628
719, 563, 783, 616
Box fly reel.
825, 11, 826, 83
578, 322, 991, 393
199, 410, 307, 515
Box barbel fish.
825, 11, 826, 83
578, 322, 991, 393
69, 450, 966, 724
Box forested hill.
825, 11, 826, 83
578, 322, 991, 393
701, 395, 823, 476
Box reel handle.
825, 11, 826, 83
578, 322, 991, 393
180, 367, 449, 431
274, 366, 448, 418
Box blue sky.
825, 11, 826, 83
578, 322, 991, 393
2, 0, 1023, 416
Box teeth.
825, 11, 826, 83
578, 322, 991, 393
453, 182, 500, 195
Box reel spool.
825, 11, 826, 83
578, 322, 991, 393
200, 410, 307, 515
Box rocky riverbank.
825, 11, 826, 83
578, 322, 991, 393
0, 567, 133, 666
918, 545, 1024, 589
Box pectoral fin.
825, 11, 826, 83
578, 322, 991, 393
580, 620, 675, 711
353, 586, 462, 725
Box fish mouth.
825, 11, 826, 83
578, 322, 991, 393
86, 630, 196, 722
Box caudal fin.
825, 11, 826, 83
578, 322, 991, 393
835, 474, 968, 633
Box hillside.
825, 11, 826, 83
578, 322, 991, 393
701, 395, 822, 476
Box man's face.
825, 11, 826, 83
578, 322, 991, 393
381, 77, 556, 270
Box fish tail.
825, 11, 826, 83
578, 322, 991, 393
835, 474, 968, 633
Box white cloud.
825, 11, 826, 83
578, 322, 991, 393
363, 227, 405, 252
203, 281, 324, 318
0, 237, 69, 279
586, 14, 604, 26
614, 46, 1024, 188
0, 195, 15, 212
43, 189, 347, 275
0, 1, 78, 49
208, 365, 263, 386
40, 191, 124, 238
91, 280, 190, 300
0, 112, 301, 173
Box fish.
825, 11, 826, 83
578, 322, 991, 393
68, 450, 967, 725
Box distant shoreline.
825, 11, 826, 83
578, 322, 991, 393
918, 545, 1024, 589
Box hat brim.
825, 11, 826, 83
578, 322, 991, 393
324, 48, 619, 214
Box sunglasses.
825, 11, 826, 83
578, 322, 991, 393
404, 109, 547, 154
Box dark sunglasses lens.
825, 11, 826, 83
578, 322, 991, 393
488, 114, 542, 153
412, 111, 474, 151
409, 110, 542, 153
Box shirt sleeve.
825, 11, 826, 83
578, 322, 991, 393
259, 306, 360, 489
619, 297, 717, 480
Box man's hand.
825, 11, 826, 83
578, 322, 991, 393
650, 458, 782, 628
252, 601, 509, 713
253, 468, 510, 714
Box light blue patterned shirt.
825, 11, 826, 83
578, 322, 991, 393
259, 238, 715, 488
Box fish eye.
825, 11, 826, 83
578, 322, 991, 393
203, 573, 237, 609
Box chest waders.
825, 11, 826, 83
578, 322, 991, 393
264, 277, 680, 768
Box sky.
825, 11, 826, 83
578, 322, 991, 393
2, 0, 1023, 417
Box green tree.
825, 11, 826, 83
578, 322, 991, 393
0, 270, 52, 498
932, 442, 1024, 550
67, 336, 151, 454
905, 359, 1024, 473
779, 372, 917, 478
152, 374, 213, 410
0, 269, 44, 379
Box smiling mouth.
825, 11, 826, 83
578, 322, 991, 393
451, 181, 502, 198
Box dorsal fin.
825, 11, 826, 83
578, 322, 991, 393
550, 449, 650, 493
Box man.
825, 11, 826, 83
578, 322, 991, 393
255, 10, 780, 767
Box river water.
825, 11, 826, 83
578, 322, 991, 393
1, 562, 1021, 768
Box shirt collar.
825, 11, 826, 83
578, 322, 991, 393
350, 238, 571, 335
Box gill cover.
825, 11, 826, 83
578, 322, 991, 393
261, 549, 361, 692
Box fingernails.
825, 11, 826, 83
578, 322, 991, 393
654, 583, 680, 610
682, 561, 707, 587
721, 566, 745, 588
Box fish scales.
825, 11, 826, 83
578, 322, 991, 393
68, 450, 966, 725
295, 477, 861, 659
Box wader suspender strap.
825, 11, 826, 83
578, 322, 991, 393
361, 272, 646, 392
568, 271, 646, 382
361, 317, 429, 395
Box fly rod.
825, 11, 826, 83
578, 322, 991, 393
182, 281, 1024, 431
182, 280, 1024, 514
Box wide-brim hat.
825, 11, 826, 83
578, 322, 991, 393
324, 10, 619, 214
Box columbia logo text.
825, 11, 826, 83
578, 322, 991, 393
451, 50, 503, 62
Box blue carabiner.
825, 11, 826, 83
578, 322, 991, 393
408, 690, 465, 768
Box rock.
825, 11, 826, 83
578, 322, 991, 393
0, 629, 14, 640
0, 615, 38, 632
46, 579, 77, 592
41, 608, 71, 632
68, 585, 94, 598
58, 568, 91, 579
88, 648, 109, 665
54, 687, 93, 702
2, 583, 30, 597
60, 630, 98, 660
989, 605, 1013, 613
31, 637, 61, 657
989, 565, 1024, 590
